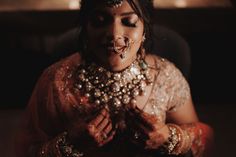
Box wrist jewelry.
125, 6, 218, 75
160, 124, 182, 155
58, 132, 84, 157
38, 132, 84, 157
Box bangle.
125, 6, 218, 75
180, 129, 192, 154
160, 124, 192, 155
38, 132, 84, 157
160, 124, 182, 155
38, 138, 61, 157
57, 132, 84, 157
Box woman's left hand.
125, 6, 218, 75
126, 107, 169, 150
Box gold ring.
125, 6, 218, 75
134, 131, 140, 139
101, 132, 107, 140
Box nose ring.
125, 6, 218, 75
113, 35, 133, 59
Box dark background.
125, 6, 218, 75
0, 7, 236, 157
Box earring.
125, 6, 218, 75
142, 35, 146, 42
139, 36, 146, 59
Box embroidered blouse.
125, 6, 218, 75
16, 53, 213, 157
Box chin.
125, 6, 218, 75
109, 65, 124, 72
98, 59, 130, 72
108, 58, 131, 72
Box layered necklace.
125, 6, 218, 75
74, 57, 153, 115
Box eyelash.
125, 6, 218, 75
122, 19, 137, 27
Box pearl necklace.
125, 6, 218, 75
74, 58, 153, 114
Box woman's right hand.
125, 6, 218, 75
67, 108, 116, 148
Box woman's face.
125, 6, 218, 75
86, 0, 144, 71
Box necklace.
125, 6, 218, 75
74, 57, 153, 114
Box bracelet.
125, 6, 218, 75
38, 139, 61, 157
160, 124, 192, 155
57, 132, 84, 157
38, 132, 84, 157
164, 124, 181, 154
159, 124, 183, 155
180, 129, 192, 154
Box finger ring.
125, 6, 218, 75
101, 132, 107, 140
134, 131, 140, 139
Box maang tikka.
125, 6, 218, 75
106, 0, 124, 8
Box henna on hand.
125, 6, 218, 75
67, 108, 116, 148
87, 108, 116, 146
126, 107, 168, 150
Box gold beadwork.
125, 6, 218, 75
74, 57, 153, 115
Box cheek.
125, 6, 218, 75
131, 31, 143, 42
128, 29, 144, 51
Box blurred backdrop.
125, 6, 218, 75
0, 0, 235, 157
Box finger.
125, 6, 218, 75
103, 122, 113, 134
87, 123, 96, 135
97, 117, 109, 131
99, 130, 116, 146
90, 108, 108, 126
129, 108, 157, 130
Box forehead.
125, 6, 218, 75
93, 0, 136, 16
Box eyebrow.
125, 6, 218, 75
120, 12, 136, 16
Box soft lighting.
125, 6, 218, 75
175, 0, 187, 8
153, 0, 232, 8
69, 0, 80, 9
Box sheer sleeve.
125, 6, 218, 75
160, 58, 191, 112
152, 57, 214, 157
15, 64, 65, 157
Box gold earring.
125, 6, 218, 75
142, 35, 146, 42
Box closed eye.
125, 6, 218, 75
121, 14, 139, 27
122, 18, 138, 27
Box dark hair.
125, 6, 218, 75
77, 0, 154, 52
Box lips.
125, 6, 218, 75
106, 45, 128, 54
114, 46, 128, 53
102, 36, 131, 54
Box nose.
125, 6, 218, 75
106, 20, 124, 40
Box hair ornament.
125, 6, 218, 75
106, 0, 124, 8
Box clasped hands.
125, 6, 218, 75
67, 107, 169, 150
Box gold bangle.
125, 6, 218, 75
38, 134, 63, 157
160, 124, 181, 155
166, 124, 192, 155
58, 132, 84, 157
180, 130, 192, 154
38, 132, 84, 157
